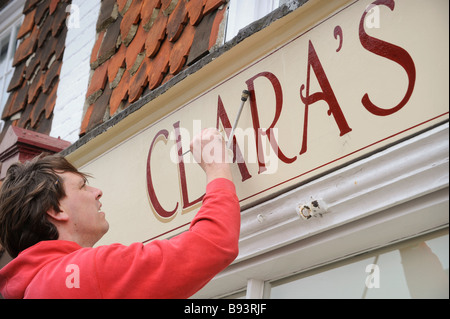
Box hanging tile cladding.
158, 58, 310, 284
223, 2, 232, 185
81, 0, 228, 136
1, 0, 72, 137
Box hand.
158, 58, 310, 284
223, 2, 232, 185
190, 128, 233, 183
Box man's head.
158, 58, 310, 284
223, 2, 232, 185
0, 154, 108, 258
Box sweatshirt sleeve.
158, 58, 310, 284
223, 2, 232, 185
94, 178, 241, 299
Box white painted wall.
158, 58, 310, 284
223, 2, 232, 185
193, 123, 449, 298
50, 0, 101, 143
226, 0, 281, 41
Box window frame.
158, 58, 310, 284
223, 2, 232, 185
265, 229, 449, 299
225, 0, 285, 42
0, 0, 25, 131
192, 123, 449, 299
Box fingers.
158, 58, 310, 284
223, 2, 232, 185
190, 128, 227, 164
188, 128, 233, 182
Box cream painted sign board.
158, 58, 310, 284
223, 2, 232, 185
82, 0, 449, 246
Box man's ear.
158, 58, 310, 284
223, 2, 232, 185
46, 208, 69, 222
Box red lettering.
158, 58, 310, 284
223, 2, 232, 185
300, 40, 352, 155
173, 121, 204, 209
146, 129, 178, 219
246, 72, 296, 174
216, 96, 252, 182
359, 0, 416, 116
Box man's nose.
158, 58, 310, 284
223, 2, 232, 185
90, 186, 103, 200
95, 188, 103, 200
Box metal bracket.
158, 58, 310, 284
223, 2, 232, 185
297, 199, 328, 220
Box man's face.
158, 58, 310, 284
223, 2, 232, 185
58, 172, 109, 247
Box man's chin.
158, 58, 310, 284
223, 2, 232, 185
94, 221, 110, 245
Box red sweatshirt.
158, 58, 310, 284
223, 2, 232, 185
0, 178, 240, 299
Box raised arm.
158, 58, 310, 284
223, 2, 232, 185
94, 128, 241, 298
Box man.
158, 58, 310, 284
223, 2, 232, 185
0, 128, 240, 298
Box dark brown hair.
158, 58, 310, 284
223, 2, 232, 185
0, 154, 88, 258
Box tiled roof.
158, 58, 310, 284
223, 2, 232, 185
1, 0, 71, 137
81, 0, 228, 136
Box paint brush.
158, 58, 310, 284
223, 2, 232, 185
182, 90, 250, 156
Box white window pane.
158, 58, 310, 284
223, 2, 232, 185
269, 232, 449, 299
1, 68, 12, 108
1, 35, 10, 115
226, 0, 280, 41
8, 24, 19, 65
221, 290, 247, 299
270, 256, 375, 298
0, 0, 25, 118
0, 36, 8, 74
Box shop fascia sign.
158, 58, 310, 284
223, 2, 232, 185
89, 0, 448, 243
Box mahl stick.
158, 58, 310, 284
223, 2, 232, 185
182, 90, 250, 156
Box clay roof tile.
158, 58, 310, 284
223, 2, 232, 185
145, 12, 167, 58
7, 83, 29, 117
166, 0, 188, 42
7, 63, 26, 92
17, 10, 36, 39
55, 27, 68, 60
34, 0, 50, 26
80, 0, 230, 133
107, 43, 126, 83
109, 67, 131, 116
1, 91, 17, 120
39, 35, 57, 70
120, 0, 143, 46
209, 3, 226, 49
90, 31, 106, 66
80, 104, 94, 136
97, 16, 122, 65
203, 0, 226, 16
128, 58, 151, 103
117, 0, 131, 14
43, 61, 62, 93
186, 8, 216, 65
27, 70, 44, 104
30, 89, 49, 127
49, 0, 59, 15
2, 0, 70, 136
85, 84, 112, 132
125, 24, 147, 72
148, 39, 172, 90
86, 61, 109, 101
51, 2, 70, 37
45, 83, 58, 119
23, 0, 41, 14
169, 23, 195, 74
141, 0, 162, 31
186, 0, 205, 26
37, 17, 53, 48
97, 0, 119, 32
13, 25, 38, 67
161, 0, 178, 14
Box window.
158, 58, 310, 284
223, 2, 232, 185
226, 0, 290, 41
267, 230, 449, 299
221, 290, 247, 299
0, 0, 24, 132
0, 24, 20, 119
